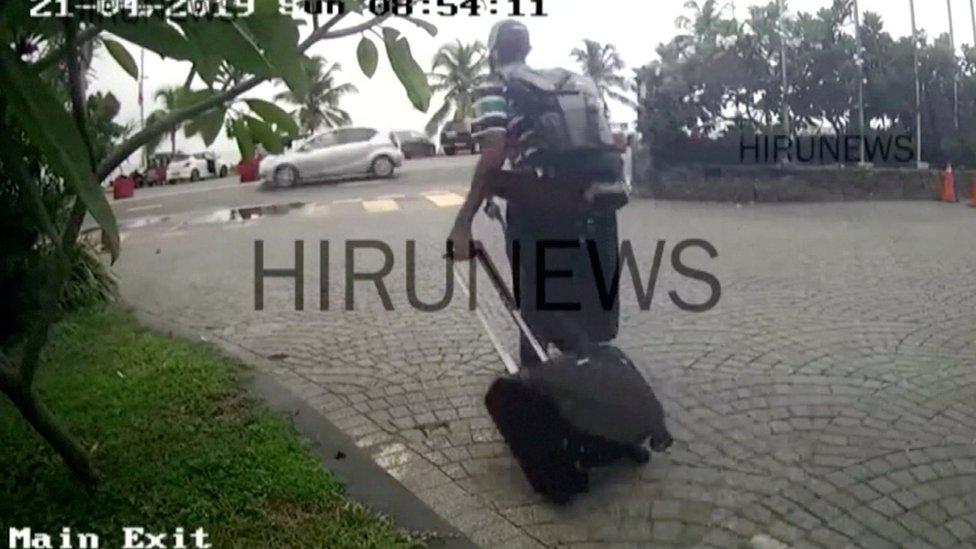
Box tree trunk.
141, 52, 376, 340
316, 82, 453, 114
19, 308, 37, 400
0, 367, 98, 493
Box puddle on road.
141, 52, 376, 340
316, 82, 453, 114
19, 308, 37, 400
121, 202, 309, 230
124, 216, 171, 229
225, 202, 307, 222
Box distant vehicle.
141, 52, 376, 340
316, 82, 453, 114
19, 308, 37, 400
440, 120, 477, 156
140, 153, 175, 187
166, 151, 230, 183
125, 153, 170, 188
394, 130, 436, 159
259, 127, 404, 188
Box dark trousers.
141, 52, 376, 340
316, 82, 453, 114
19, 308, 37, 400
505, 204, 621, 367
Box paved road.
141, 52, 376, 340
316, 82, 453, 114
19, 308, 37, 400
111, 154, 480, 220
112, 156, 976, 548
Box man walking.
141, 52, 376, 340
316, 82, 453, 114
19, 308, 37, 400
448, 20, 627, 367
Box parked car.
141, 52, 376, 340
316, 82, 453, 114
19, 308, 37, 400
394, 130, 436, 159
440, 120, 477, 155
166, 151, 230, 183
259, 127, 404, 188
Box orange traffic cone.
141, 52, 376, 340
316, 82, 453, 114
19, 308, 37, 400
941, 163, 958, 203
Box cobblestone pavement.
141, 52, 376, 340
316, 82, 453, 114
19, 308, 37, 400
115, 196, 976, 548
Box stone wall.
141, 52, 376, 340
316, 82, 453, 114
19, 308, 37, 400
631, 148, 968, 202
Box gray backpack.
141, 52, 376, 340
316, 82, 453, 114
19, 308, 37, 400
500, 64, 619, 171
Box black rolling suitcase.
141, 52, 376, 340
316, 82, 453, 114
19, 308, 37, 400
470, 210, 673, 505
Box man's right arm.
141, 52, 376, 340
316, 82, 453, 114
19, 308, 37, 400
454, 131, 507, 227
447, 130, 507, 260
447, 77, 511, 260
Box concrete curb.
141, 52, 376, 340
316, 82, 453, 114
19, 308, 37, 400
128, 307, 477, 549
630, 152, 971, 203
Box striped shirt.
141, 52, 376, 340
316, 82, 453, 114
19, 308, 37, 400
472, 68, 542, 169
472, 75, 509, 141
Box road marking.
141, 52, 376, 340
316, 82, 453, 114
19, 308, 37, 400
343, 181, 381, 189
332, 198, 363, 205
126, 204, 162, 213
115, 181, 245, 203
362, 199, 400, 213
160, 224, 188, 238
425, 192, 465, 207
303, 203, 330, 218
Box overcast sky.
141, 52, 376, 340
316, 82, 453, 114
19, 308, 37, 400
88, 0, 974, 169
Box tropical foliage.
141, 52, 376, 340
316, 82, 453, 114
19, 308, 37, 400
275, 56, 358, 135
85, 91, 131, 162
638, 0, 976, 167
571, 39, 635, 107
147, 85, 187, 155
426, 40, 488, 136
0, 0, 434, 491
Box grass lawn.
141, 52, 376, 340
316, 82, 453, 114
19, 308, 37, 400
0, 306, 423, 548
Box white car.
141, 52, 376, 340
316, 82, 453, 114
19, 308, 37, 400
166, 152, 230, 183
259, 127, 404, 188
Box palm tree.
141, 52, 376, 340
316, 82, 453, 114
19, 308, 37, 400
570, 39, 636, 108
426, 40, 488, 136
149, 85, 187, 155
274, 56, 357, 135
675, 0, 734, 49
144, 111, 166, 156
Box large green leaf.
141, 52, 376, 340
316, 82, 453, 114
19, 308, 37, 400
193, 55, 221, 87
357, 37, 379, 78
0, 0, 31, 42
176, 90, 225, 146
246, 99, 299, 137
1, 0, 58, 44
245, 15, 309, 97
182, 20, 272, 77
0, 51, 119, 260
103, 20, 195, 61
341, 0, 366, 13
245, 116, 283, 154
404, 17, 438, 37
252, 0, 281, 15
185, 108, 226, 147
232, 117, 256, 160
103, 39, 139, 80
383, 28, 431, 112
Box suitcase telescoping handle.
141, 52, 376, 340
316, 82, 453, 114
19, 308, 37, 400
472, 246, 550, 368
482, 198, 603, 359
450, 198, 550, 373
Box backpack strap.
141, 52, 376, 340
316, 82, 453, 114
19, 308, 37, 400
500, 63, 557, 93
